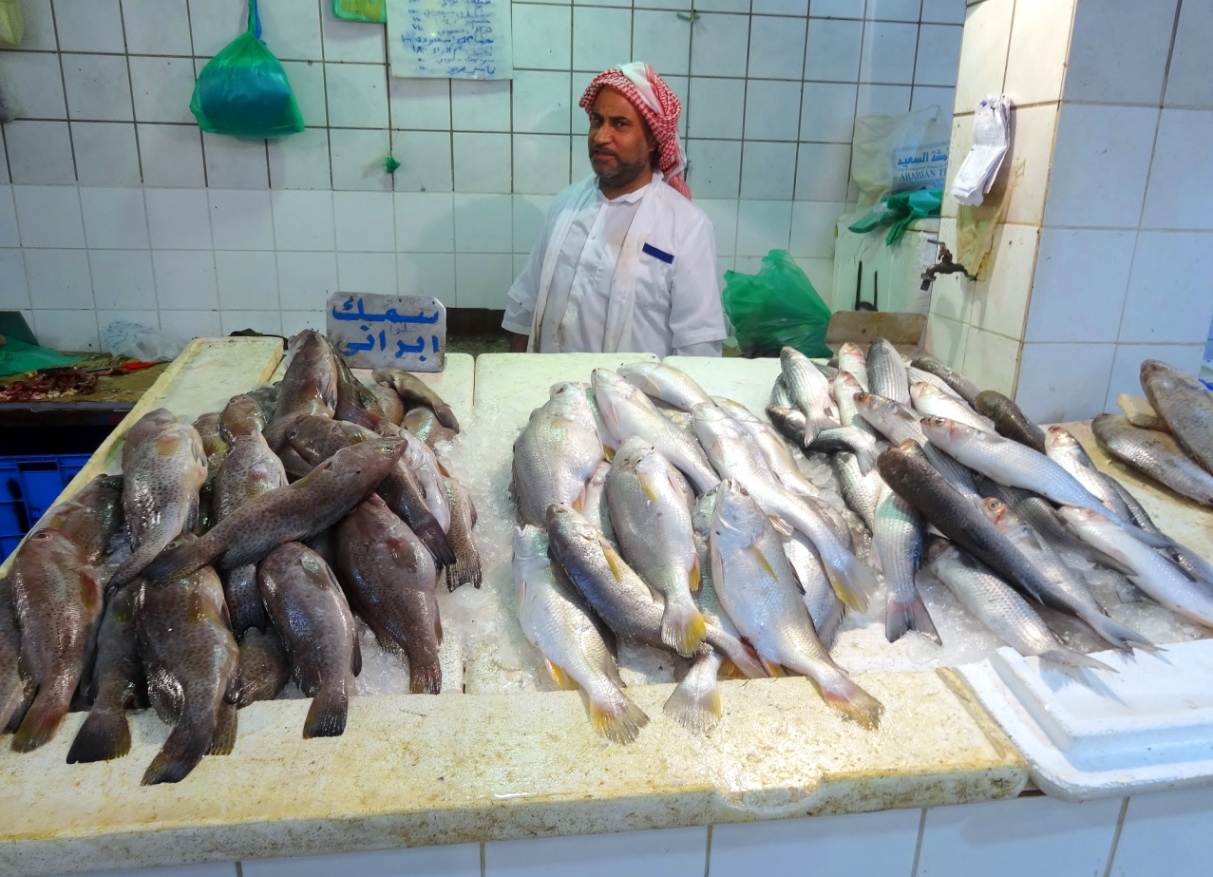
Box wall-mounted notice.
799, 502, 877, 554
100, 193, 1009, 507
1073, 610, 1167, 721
327, 292, 447, 372
386, 0, 511, 80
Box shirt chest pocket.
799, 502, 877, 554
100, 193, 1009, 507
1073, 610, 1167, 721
633, 245, 675, 314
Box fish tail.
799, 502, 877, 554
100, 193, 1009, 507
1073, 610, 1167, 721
813, 596, 846, 650
660, 601, 708, 657
708, 629, 768, 679
408, 656, 442, 695
141, 712, 216, 785
225, 564, 266, 637
662, 662, 724, 736
444, 550, 483, 592
136, 539, 206, 586
417, 520, 457, 569
1039, 649, 1118, 673
66, 705, 132, 763
885, 591, 941, 645
209, 701, 238, 755
588, 692, 649, 745
825, 552, 877, 613
1083, 611, 1158, 653
303, 677, 349, 738
11, 680, 72, 752
816, 676, 884, 730
0, 679, 25, 732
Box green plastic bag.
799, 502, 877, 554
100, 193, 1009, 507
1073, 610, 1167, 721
722, 250, 832, 359
848, 188, 943, 246
333, 0, 387, 23
0, 336, 83, 377
190, 0, 304, 140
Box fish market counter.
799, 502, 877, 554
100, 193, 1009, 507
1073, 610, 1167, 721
4, 342, 1212, 877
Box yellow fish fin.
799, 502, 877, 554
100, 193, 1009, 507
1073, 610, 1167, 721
546, 660, 579, 691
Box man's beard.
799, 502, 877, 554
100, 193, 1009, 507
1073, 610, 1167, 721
593, 148, 650, 190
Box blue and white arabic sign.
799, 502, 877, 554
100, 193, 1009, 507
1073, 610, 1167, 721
386, 0, 512, 80
326, 292, 447, 373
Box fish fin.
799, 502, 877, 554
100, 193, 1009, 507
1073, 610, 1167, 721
351, 636, 363, 677
546, 660, 580, 692
662, 678, 722, 736
602, 445, 614, 463
884, 592, 941, 645
66, 705, 132, 763
745, 545, 779, 583
224, 564, 266, 637
689, 555, 701, 593
660, 603, 708, 657
602, 544, 629, 584
813, 598, 846, 651
303, 677, 349, 738
141, 713, 215, 785
816, 677, 884, 730
637, 470, 664, 503
588, 694, 649, 745
768, 516, 795, 538
824, 553, 876, 614
1039, 649, 1118, 673
408, 657, 442, 695
208, 701, 238, 755
1084, 611, 1159, 653
717, 659, 745, 680
10, 681, 71, 752
0, 682, 25, 734
761, 658, 785, 678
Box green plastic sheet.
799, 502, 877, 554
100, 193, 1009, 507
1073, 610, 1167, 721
723, 250, 832, 359
0, 336, 83, 378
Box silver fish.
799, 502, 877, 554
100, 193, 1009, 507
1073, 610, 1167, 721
867, 339, 910, 406
837, 342, 869, 391
512, 383, 604, 527
874, 483, 938, 644
1140, 359, 1213, 474
1092, 415, 1213, 509
910, 382, 994, 432
853, 392, 979, 498
780, 347, 840, 437
781, 529, 845, 649
618, 361, 713, 412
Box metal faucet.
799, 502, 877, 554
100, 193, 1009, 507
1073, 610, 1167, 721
920, 241, 974, 291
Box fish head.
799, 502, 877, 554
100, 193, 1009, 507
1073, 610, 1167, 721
220, 394, 266, 442
909, 382, 938, 402
833, 371, 861, 394
1044, 426, 1079, 452
714, 398, 757, 423
980, 497, 1010, 527
690, 402, 737, 450
709, 479, 765, 551
839, 341, 865, 361
546, 502, 600, 546
920, 415, 972, 446
614, 435, 656, 468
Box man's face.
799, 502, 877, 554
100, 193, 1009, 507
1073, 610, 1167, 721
588, 87, 656, 191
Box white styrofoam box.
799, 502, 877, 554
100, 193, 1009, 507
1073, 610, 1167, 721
454, 252, 513, 308
160, 308, 222, 339
53, 0, 125, 52
267, 127, 332, 190
73, 122, 142, 186
790, 200, 844, 259
855, 83, 912, 117
6, 121, 76, 185
398, 252, 457, 303
209, 189, 275, 251
280, 61, 327, 128
32, 309, 101, 351
1141, 109, 1213, 231
449, 80, 511, 132
325, 63, 389, 130
969, 223, 1038, 340
632, 11, 692, 77
684, 139, 742, 199
452, 132, 512, 194
572, 7, 633, 73
333, 191, 396, 253
319, 4, 386, 63
911, 85, 955, 115
1013, 341, 1116, 422
329, 128, 393, 192
512, 194, 552, 254
454, 193, 513, 254
867, 0, 922, 21
512, 4, 572, 71
799, 82, 858, 143
960, 326, 1020, 395
740, 141, 797, 199
152, 250, 219, 309
513, 134, 572, 196
743, 80, 802, 141
804, 18, 863, 82
12, 0, 56, 51
24, 248, 93, 309
1001, 104, 1060, 227
123, 0, 193, 56
793, 142, 851, 201
396, 192, 456, 253
62, 53, 134, 122
215, 251, 280, 310
1065, 0, 1176, 105
812, 0, 866, 17
687, 78, 745, 140
336, 251, 397, 295
188, 0, 245, 57
488, 829, 707, 877
711, 809, 920, 876
925, 313, 970, 366
0, 51, 67, 118
1113, 788, 1213, 876
1119, 232, 1213, 346
1024, 228, 1137, 344
388, 129, 456, 192
388, 78, 450, 132
245, 845, 480, 877
1002, 0, 1077, 106
0, 189, 16, 249
747, 16, 807, 80
697, 198, 739, 257
203, 135, 270, 189
1165, 0, 1213, 109
736, 199, 792, 255
258, 0, 323, 61
272, 190, 335, 251
859, 20, 917, 84
921, 0, 965, 24
513, 71, 572, 135
690, 14, 750, 78
0, 249, 29, 310
1103, 341, 1205, 412
220, 309, 283, 336
14, 185, 84, 249
278, 250, 339, 311
953, 0, 1012, 113
753, 0, 807, 14
128, 57, 196, 125
139, 123, 207, 188
80, 188, 149, 250
914, 24, 962, 88
917, 794, 1122, 875
90, 249, 157, 309
280, 309, 325, 336
145, 188, 212, 251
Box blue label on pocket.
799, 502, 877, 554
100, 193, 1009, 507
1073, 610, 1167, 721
642, 242, 674, 264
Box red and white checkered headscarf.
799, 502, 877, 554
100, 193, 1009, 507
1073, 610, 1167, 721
579, 62, 690, 199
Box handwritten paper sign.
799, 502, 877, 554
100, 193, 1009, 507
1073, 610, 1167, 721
386, 0, 511, 80
327, 292, 447, 372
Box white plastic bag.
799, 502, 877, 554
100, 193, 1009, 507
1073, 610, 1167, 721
0, 0, 23, 48
852, 105, 951, 207
103, 321, 186, 362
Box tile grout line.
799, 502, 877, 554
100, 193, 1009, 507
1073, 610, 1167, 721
909, 807, 928, 877
1101, 797, 1131, 877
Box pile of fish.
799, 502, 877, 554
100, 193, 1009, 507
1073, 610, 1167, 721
511, 343, 1213, 744
1094, 360, 1213, 509
0, 330, 480, 785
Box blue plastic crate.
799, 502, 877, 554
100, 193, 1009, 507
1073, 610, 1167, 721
0, 454, 92, 561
